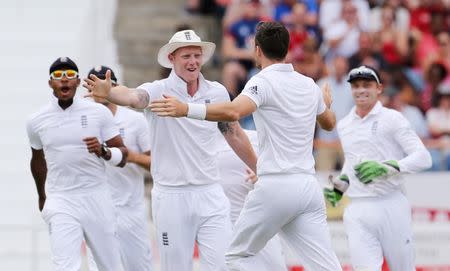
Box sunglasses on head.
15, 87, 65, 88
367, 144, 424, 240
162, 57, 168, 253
348, 66, 380, 84
50, 69, 78, 80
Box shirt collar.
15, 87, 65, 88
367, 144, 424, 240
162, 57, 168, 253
350, 101, 383, 120
50, 95, 80, 111
259, 63, 294, 75
167, 70, 207, 95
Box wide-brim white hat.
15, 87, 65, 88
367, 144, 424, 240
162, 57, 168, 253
157, 29, 216, 68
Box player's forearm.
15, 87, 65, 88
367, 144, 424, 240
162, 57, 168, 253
109, 86, 149, 109
220, 122, 257, 172
317, 108, 336, 131
396, 128, 433, 173
30, 159, 47, 198
127, 151, 151, 171
205, 102, 241, 122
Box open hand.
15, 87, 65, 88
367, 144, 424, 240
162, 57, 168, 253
83, 70, 112, 100
149, 94, 188, 117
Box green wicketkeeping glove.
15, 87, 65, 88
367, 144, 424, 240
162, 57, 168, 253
324, 174, 349, 207
354, 160, 400, 184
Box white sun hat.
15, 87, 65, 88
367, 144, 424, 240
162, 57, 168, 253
157, 29, 216, 68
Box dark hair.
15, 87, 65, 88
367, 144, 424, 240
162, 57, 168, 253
255, 21, 289, 61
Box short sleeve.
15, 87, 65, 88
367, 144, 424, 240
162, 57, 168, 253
26, 119, 42, 150
137, 81, 164, 104
315, 83, 326, 115
240, 76, 269, 107
100, 107, 120, 142
135, 113, 151, 152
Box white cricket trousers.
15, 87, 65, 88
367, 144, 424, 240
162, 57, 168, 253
87, 204, 153, 271
344, 190, 415, 271
151, 183, 232, 271
41, 189, 122, 271
226, 173, 342, 271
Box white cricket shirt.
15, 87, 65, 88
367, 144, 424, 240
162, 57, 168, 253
26, 98, 119, 194
106, 106, 151, 207
216, 130, 258, 224
140, 70, 229, 186
337, 101, 432, 198
241, 63, 326, 175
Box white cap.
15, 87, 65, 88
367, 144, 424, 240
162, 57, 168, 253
157, 29, 216, 68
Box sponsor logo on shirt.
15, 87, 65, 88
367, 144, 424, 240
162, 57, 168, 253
119, 128, 125, 139
205, 99, 210, 104
81, 115, 88, 128
249, 85, 258, 95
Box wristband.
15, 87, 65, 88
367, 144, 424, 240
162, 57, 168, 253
106, 147, 123, 166
187, 103, 206, 120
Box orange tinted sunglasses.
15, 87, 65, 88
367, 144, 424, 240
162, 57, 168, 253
50, 69, 78, 80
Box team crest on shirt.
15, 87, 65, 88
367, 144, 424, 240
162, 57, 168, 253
371, 121, 378, 135
119, 128, 125, 139
249, 85, 258, 95
162, 232, 169, 246
81, 115, 88, 128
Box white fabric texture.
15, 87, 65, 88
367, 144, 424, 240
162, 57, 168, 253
337, 101, 432, 198
139, 70, 229, 186
240, 63, 326, 176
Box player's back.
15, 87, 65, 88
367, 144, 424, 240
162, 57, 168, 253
242, 64, 323, 175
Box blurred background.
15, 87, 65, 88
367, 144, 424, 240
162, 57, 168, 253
0, 0, 449, 270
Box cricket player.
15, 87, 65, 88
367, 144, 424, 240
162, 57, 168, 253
83, 30, 257, 271
217, 129, 287, 271
27, 57, 126, 271
150, 22, 342, 271
86, 66, 153, 271
324, 65, 432, 271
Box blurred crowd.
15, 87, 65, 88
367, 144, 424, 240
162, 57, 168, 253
186, 0, 450, 171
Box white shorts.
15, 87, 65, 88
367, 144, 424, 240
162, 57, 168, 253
344, 190, 415, 271
41, 189, 121, 271
88, 204, 153, 271
151, 183, 232, 271
226, 173, 342, 271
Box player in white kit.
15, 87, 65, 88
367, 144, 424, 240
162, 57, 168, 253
324, 65, 432, 271
150, 22, 342, 271
83, 30, 257, 271
27, 57, 126, 271
217, 129, 287, 271
86, 66, 153, 271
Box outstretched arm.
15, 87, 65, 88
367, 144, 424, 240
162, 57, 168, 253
30, 148, 47, 211
218, 121, 257, 172
150, 94, 257, 122
83, 70, 150, 109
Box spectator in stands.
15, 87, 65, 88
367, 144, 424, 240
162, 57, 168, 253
369, 0, 410, 32
221, 0, 265, 99
274, 0, 318, 32
323, 1, 362, 61
426, 82, 450, 170
319, 0, 370, 31
348, 31, 386, 70
315, 56, 354, 171
285, 2, 316, 63
293, 36, 325, 81
373, 4, 409, 68
420, 62, 448, 112
387, 89, 430, 139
